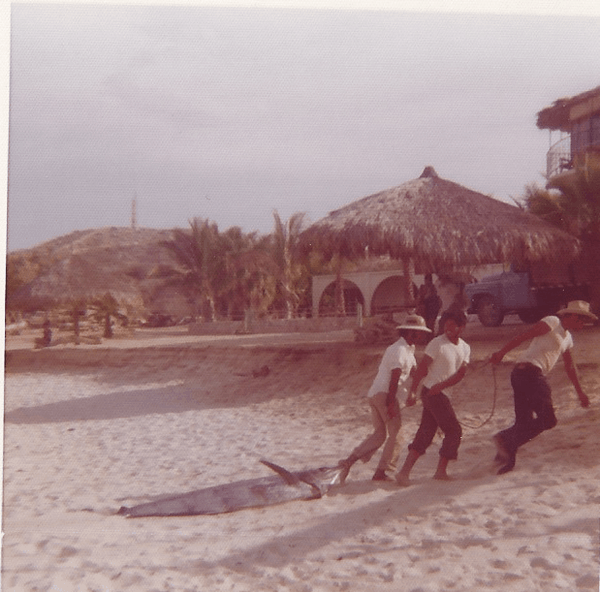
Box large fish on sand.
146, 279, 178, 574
117, 459, 344, 517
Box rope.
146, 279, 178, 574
458, 362, 498, 430
407, 360, 500, 434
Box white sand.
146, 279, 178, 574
3, 323, 599, 591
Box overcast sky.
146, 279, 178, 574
4, 2, 600, 251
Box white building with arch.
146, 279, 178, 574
312, 269, 425, 317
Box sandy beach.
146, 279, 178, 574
3, 320, 599, 591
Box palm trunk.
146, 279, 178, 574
335, 259, 346, 317
72, 311, 80, 345
402, 257, 415, 306
104, 313, 113, 338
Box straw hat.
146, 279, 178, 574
556, 300, 598, 322
397, 314, 432, 333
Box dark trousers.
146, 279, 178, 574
408, 388, 462, 460
498, 364, 557, 453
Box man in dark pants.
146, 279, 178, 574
491, 300, 595, 474
417, 274, 441, 333
395, 310, 470, 485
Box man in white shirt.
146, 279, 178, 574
395, 310, 471, 485
338, 315, 431, 483
491, 300, 596, 474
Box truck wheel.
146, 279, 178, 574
477, 295, 504, 327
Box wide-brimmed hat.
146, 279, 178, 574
397, 314, 432, 333
556, 300, 598, 322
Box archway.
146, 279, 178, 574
318, 280, 365, 316
371, 275, 410, 315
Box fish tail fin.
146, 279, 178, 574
301, 466, 345, 496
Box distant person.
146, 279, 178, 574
35, 319, 52, 348
338, 315, 432, 483
437, 282, 469, 335
490, 300, 595, 475
42, 319, 52, 346
396, 310, 470, 485
417, 274, 441, 333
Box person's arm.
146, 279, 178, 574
491, 320, 551, 364
562, 349, 590, 408
426, 363, 468, 397
406, 355, 432, 406
386, 368, 402, 418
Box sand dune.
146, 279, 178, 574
3, 323, 599, 591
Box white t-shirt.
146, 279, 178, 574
368, 337, 417, 398
517, 315, 573, 375
422, 334, 471, 392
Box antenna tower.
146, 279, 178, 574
131, 193, 138, 230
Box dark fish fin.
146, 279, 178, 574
259, 459, 300, 485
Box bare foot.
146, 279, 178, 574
493, 434, 510, 464
372, 469, 393, 482
433, 473, 453, 481
395, 473, 411, 487
497, 455, 516, 475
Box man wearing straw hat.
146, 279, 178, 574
337, 314, 431, 483
491, 300, 597, 475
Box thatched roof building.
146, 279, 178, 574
536, 85, 600, 131
7, 227, 178, 314
15, 254, 144, 308
300, 167, 580, 271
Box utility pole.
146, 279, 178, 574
131, 193, 138, 230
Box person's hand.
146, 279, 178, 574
427, 385, 441, 397
491, 351, 505, 365
579, 393, 590, 408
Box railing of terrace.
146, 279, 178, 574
546, 136, 571, 179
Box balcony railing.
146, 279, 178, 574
546, 136, 571, 179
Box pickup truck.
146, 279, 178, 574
464, 265, 590, 327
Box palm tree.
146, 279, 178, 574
216, 226, 250, 319
271, 211, 307, 319
90, 293, 120, 338
546, 153, 600, 237
525, 153, 600, 313
217, 227, 270, 319
66, 298, 87, 344
221, 229, 280, 319
162, 218, 223, 321
306, 249, 358, 317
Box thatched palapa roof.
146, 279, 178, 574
8, 227, 177, 312
536, 85, 600, 131
300, 167, 580, 270
18, 254, 143, 307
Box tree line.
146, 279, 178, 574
7, 154, 600, 335
5, 210, 353, 333
160, 211, 314, 321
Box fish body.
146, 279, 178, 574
117, 460, 343, 517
